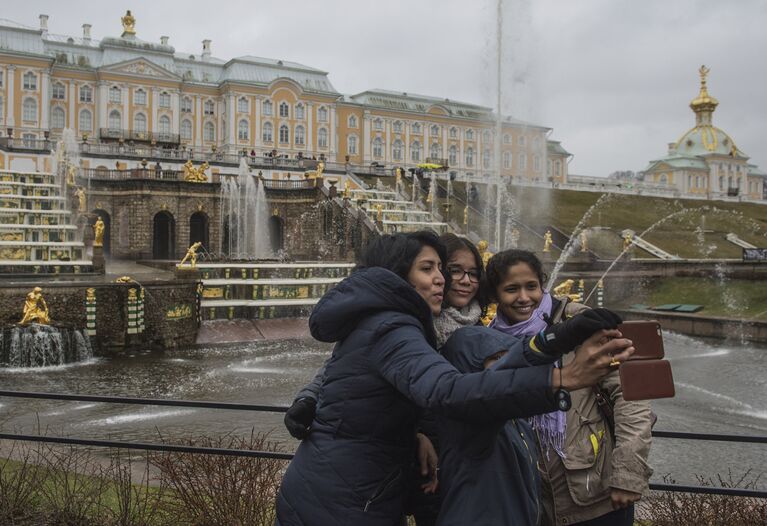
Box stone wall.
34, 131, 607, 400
617, 308, 767, 344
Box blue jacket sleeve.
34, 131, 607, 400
294, 359, 328, 402
371, 322, 557, 423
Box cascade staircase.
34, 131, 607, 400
622, 229, 680, 260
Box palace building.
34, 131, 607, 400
0, 11, 570, 183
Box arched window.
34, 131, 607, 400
279, 102, 289, 118
181, 97, 192, 113
349, 115, 358, 128
279, 124, 289, 144
133, 88, 147, 105
204, 121, 215, 142
719, 176, 724, 190
262, 122, 273, 142
687, 175, 693, 188
533, 155, 541, 172
158, 115, 171, 135
374, 118, 382, 131
393, 121, 403, 133
449, 127, 457, 139
482, 130, 491, 143
108, 110, 121, 130
204, 100, 215, 115
503, 133, 511, 144
465, 129, 474, 141
109, 86, 121, 104
79, 85, 92, 103
483, 149, 491, 169
392, 140, 403, 161
263, 100, 273, 116
237, 97, 248, 113
23, 98, 37, 122
133, 113, 147, 133
318, 128, 328, 148
238, 119, 249, 140
51, 106, 65, 129
465, 147, 474, 166
294, 125, 305, 145
430, 143, 442, 159
295, 103, 305, 120
348, 135, 358, 155
180, 119, 192, 140
431, 125, 440, 137
534, 136, 542, 149
79, 109, 92, 132
660, 174, 668, 185
373, 137, 383, 158
318, 106, 328, 122
503, 151, 512, 169
411, 141, 421, 162
518, 135, 526, 147
412, 123, 421, 134
518, 154, 527, 171
448, 145, 457, 165
159, 92, 171, 108
23, 72, 37, 90
52, 82, 66, 100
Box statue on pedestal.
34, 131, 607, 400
623, 232, 633, 251
543, 230, 553, 252
20, 287, 50, 325
75, 187, 86, 213
121, 10, 136, 36
93, 217, 105, 247
179, 241, 203, 268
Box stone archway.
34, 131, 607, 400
189, 211, 209, 252
89, 209, 111, 257
268, 216, 284, 254
153, 211, 176, 260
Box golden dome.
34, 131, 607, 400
689, 65, 719, 113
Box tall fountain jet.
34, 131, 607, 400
219, 158, 272, 260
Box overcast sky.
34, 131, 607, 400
5, 0, 766, 177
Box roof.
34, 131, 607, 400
547, 140, 571, 156
644, 154, 709, 172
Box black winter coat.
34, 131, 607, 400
275, 268, 557, 526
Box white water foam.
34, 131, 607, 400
669, 349, 730, 360
85, 408, 196, 426
0, 358, 101, 374
676, 382, 757, 412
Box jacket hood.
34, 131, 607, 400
442, 326, 522, 373
309, 267, 436, 345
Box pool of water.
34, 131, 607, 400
0, 331, 764, 488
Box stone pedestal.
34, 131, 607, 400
92, 245, 105, 274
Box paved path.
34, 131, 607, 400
195, 318, 311, 344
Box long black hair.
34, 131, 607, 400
483, 249, 547, 302
439, 233, 488, 312
356, 230, 449, 288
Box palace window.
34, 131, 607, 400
719, 176, 724, 190
518, 154, 527, 171
348, 135, 358, 155
465, 129, 474, 141
518, 135, 526, 147
318, 128, 328, 148
449, 127, 457, 139
279, 124, 289, 144
295, 125, 305, 145
465, 147, 474, 166
482, 130, 491, 143
448, 145, 457, 165
348, 115, 358, 128
503, 151, 512, 169
373, 137, 383, 158
503, 133, 511, 144
393, 121, 403, 133
279, 102, 289, 118
159, 92, 171, 108
133, 113, 147, 133
262, 122, 273, 142
533, 155, 541, 172
0, 71, 3, 87
109, 86, 121, 104
108, 110, 121, 130
52, 82, 66, 100
430, 143, 442, 159
22, 98, 37, 122
238, 97, 248, 113
134, 89, 147, 106
180, 119, 192, 140
411, 141, 421, 162
392, 140, 403, 161
295, 103, 304, 120
158, 115, 171, 135
482, 149, 491, 169
318, 106, 328, 122
204, 100, 215, 116
534, 136, 542, 149
79, 85, 93, 103
238, 119, 249, 140
556, 160, 562, 176
79, 109, 92, 132
263, 100, 273, 116
374, 118, 383, 131
204, 121, 215, 142
0, 97, 3, 121
181, 97, 193, 113
431, 125, 440, 137
23, 72, 37, 90
412, 123, 421, 134
51, 107, 65, 129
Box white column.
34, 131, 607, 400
151, 87, 159, 134
41, 70, 50, 131
404, 122, 410, 167
459, 127, 464, 170
422, 125, 428, 162
227, 93, 235, 151
329, 106, 337, 156
97, 82, 108, 132
195, 96, 202, 146
6, 65, 15, 128
306, 102, 313, 154
442, 126, 448, 163
254, 96, 261, 149
384, 120, 391, 163
68, 82, 76, 128
122, 85, 129, 130
0, 66, 5, 127
171, 91, 179, 134
363, 112, 371, 163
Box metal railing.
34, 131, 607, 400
0, 389, 765, 498
98, 128, 180, 144
0, 137, 54, 151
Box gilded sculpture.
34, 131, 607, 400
114, 276, 135, 283
20, 287, 50, 325
305, 161, 325, 179
375, 204, 384, 223
67, 164, 77, 185
476, 240, 493, 269
74, 187, 86, 213
543, 230, 553, 252
93, 217, 105, 247
463, 205, 469, 226
179, 241, 203, 268
623, 231, 633, 251
121, 10, 136, 36
343, 179, 351, 199
183, 160, 210, 182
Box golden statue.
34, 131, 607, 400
553, 279, 581, 302
183, 160, 209, 182
19, 287, 50, 325
375, 204, 384, 223
75, 187, 86, 213
93, 217, 105, 247
623, 232, 633, 251
463, 205, 469, 226
305, 161, 325, 179
580, 230, 588, 252
476, 240, 493, 269
121, 10, 136, 36
343, 179, 351, 199
316, 161, 324, 178
395, 167, 402, 187
179, 241, 203, 268
543, 230, 553, 252
67, 164, 77, 185
114, 276, 134, 283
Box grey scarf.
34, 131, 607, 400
433, 300, 483, 348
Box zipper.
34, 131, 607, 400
363, 467, 402, 512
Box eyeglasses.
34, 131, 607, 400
448, 267, 480, 283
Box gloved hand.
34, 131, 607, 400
532, 308, 623, 356
284, 397, 317, 439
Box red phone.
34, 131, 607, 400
617, 321, 664, 361
616, 321, 675, 401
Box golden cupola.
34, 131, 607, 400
689, 65, 718, 126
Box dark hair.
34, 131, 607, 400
439, 233, 488, 311
483, 249, 547, 302
357, 230, 449, 286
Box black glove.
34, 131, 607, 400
532, 308, 622, 356
284, 397, 317, 439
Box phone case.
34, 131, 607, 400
619, 359, 675, 401
618, 321, 665, 360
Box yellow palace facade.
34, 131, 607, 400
0, 12, 570, 182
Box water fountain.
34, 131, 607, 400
0, 323, 93, 367
219, 158, 272, 260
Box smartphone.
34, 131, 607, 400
617, 321, 664, 361
620, 360, 675, 401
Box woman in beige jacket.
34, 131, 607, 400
485, 249, 653, 526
